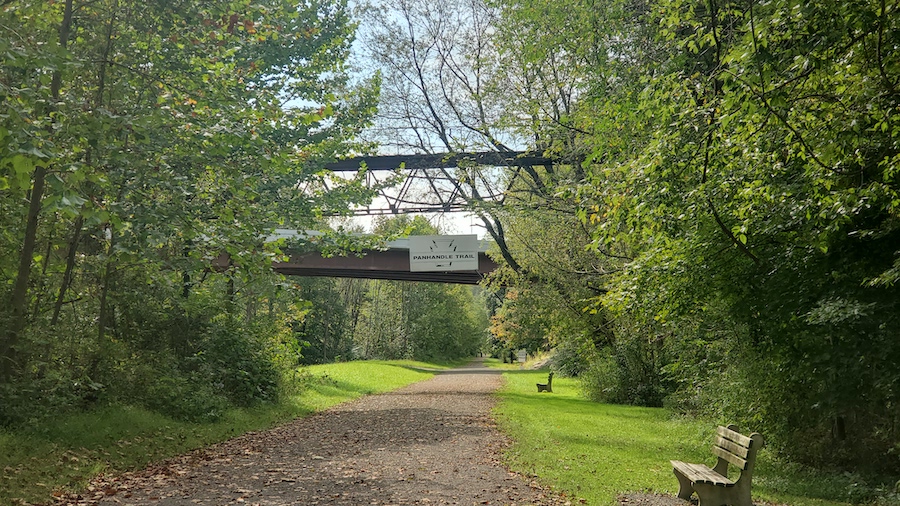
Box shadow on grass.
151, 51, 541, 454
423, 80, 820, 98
433, 367, 502, 375
391, 364, 443, 373
302, 362, 440, 397
336, 358, 497, 377
498, 389, 669, 421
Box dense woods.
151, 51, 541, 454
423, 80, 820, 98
360, 0, 900, 475
292, 217, 487, 363
0, 0, 485, 428
0, 0, 382, 423
2, 0, 899, 486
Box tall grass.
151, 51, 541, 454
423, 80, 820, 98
492, 365, 898, 506
0, 359, 449, 505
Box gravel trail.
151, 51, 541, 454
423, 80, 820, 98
64, 359, 570, 505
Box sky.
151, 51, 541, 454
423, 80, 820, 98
344, 209, 484, 238
332, 0, 493, 239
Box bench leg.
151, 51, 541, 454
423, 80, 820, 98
693, 483, 746, 506
673, 468, 694, 501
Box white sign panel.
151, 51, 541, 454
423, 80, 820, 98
409, 235, 479, 272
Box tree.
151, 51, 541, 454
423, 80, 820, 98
358, 0, 617, 365
295, 277, 355, 364
0, 0, 379, 421
506, 0, 900, 470
357, 0, 900, 472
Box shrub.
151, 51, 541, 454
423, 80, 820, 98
580, 354, 621, 403
201, 322, 279, 406
549, 335, 596, 377
142, 372, 229, 422
580, 339, 667, 407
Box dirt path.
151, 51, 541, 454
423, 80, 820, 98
67, 360, 569, 505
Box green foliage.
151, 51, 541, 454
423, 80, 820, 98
0, 269, 304, 426
493, 365, 899, 506
202, 322, 280, 406
580, 343, 666, 407
294, 277, 356, 364
351, 278, 486, 361
598, 0, 900, 472
328, 216, 489, 362
141, 370, 231, 422
0, 359, 445, 505
489, 289, 549, 353
0, 0, 383, 428
547, 337, 593, 377
479, 0, 900, 476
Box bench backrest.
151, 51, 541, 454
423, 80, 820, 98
712, 424, 765, 480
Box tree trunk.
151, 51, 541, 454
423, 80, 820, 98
1, 0, 75, 381
346, 281, 364, 344
1, 167, 48, 378
51, 215, 84, 326
96, 228, 115, 345
31, 228, 56, 321
323, 302, 331, 362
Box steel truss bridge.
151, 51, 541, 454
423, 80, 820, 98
323, 151, 553, 216
224, 151, 552, 283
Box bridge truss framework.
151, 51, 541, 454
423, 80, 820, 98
322, 151, 553, 216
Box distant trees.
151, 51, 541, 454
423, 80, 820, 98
338, 216, 487, 362
263, 216, 488, 366
358, 0, 612, 369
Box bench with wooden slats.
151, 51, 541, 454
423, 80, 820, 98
671, 425, 765, 506
536, 372, 553, 392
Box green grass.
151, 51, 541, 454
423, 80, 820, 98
491, 366, 899, 506
284, 359, 457, 412
0, 359, 450, 505
7, 359, 895, 505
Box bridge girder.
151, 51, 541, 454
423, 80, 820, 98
274, 249, 497, 284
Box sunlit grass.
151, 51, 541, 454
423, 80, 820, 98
493, 369, 887, 506
288, 359, 458, 411
494, 369, 707, 504
0, 359, 451, 505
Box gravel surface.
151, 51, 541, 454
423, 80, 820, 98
55, 360, 581, 505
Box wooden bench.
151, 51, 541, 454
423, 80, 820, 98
671, 425, 765, 506
536, 372, 553, 392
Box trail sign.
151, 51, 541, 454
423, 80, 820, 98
409, 235, 479, 272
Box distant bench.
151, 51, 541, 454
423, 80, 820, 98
671, 425, 765, 506
536, 372, 553, 393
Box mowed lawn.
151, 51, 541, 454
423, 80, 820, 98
493, 367, 878, 506
2, 359, 891, 505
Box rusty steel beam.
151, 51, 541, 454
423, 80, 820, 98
273, 249, 498, 285
325, 151, 552, 172
214, 231, 498, 284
